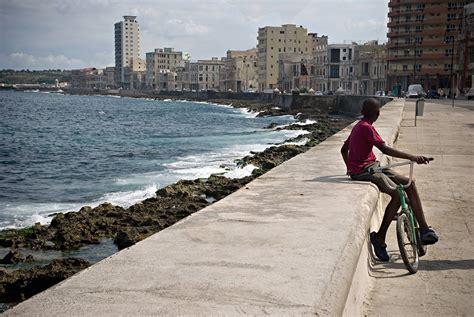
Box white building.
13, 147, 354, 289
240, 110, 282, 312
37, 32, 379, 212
327, 44, 356, 93
114, 16, 142, 88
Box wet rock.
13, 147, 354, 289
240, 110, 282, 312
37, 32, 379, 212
0, 257, 90, 302
114, 229, 140, 250
0, 250, 24, 264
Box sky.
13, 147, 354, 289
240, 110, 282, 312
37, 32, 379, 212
0, 0, 389, 70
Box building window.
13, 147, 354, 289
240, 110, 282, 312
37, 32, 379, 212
403, 65, 408, 71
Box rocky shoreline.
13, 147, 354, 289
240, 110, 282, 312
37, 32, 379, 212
0, 98, 353, 310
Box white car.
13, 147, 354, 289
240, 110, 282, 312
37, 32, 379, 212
466, 88, 474, 100
315, 91, 323, 96
375, 91, 385, 96
406, 84, 425, 98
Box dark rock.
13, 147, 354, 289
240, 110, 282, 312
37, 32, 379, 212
0, 250, 24, 264
0, 257, 90, 302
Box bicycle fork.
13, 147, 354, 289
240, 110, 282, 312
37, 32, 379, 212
398, 186, 417, 243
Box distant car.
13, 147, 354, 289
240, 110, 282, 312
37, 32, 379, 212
406, 84, 425, 98
315, 91, 323, 96
465, 88, 474, 100
375, 90, 386, 96
426, 90, 440, 99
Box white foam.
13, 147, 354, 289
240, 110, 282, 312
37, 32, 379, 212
224, 164, 257, 179
96, 184, 158, 207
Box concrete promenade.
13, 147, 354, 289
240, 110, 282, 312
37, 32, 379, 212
366, 101, 474, 316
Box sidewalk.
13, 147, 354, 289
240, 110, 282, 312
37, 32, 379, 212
366, 101, 474, 316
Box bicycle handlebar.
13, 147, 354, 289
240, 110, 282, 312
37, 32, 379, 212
367, 158, 433, 190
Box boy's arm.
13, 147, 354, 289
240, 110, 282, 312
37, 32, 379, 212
377, 144, 430, 164
341, 142, 350, 174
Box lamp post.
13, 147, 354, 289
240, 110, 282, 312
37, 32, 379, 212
450, 35, 455, 108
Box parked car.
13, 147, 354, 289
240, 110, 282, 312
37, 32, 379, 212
375, 90, 385, 96
315, 91, 323, 96
406, 84, 425, 98
466, 88, 474, 100
426, 90, 440, 99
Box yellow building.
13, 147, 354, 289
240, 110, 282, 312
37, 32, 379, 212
257, 24, 312, 91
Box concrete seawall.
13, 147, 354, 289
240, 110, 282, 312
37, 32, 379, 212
65, 88, 392, 116
5, 99, 404, 316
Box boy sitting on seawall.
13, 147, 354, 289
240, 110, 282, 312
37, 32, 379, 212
340, 98, 438, 262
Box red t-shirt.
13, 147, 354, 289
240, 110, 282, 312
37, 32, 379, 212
344, 118, 385, 174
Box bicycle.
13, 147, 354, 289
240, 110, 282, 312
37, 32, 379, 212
368, 158, 433, 274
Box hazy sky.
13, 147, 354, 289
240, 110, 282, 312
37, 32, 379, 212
0, 0, 389, 70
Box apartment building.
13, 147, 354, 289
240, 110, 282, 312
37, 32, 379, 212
278, 54, 313, 92
458, 3, 474, 90
181, 58, 224, 91
257, 24, 312, 91
353, 42, 387, 95
70, 68, 106, 89
326, 44, 356, 93
309, 33, 329, 92
145, 48, 185, 89
220, 49, 258, 92
114, 16, 142, 88
386, 0, 469, 93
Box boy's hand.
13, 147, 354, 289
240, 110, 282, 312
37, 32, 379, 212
410, 155, 431, 164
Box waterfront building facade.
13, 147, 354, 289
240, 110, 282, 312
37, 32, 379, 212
181, 58, 224, 91
386, 0, 469, 94
278, 53, 314, 92
459, 3, 474, 91
70, 68, 106, 89
257, 24, 312, 91
326, 44, 356, 93
353, 41, 387, 95
220, 49, 258, 92
104, 66, 116, 88
114, 15, 142, 88
309, 33, 329, 92
145, 48, 185, 90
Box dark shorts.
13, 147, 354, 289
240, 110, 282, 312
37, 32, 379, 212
350, 161, 402, 194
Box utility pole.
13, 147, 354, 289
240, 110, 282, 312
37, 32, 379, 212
450, 35, 455, 108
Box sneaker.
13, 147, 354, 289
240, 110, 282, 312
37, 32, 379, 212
421, 227, 439, 245
370, 232, 389, 262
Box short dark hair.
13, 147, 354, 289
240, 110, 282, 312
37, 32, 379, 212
361, 98, 380, 117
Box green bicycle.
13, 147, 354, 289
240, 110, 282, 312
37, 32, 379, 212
369, 158, 433, 274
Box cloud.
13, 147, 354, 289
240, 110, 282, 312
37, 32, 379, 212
1, 52, 87, 70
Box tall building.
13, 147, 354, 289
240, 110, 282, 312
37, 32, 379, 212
309, 33, 329, 92
458, 3, 474, 91
146, 48, 185, 89
114, 15, 142, 87
257, 24, 312, 91
220, 49, 258, 92
386, 1, 469, 94
327, 44, 356, 93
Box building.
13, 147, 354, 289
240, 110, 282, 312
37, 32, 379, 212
114, 16, 143, 88
104, 66, 116, 88
70, 68, 106, 89
458, 3, 474, 91
309, 33, 329, 92
326, 44, 356, 93
146, 48, 185, 89
278, 53, 313, 92
353, 41, 387, 95
181, 58, 224, 91
220, 49, 258, 92
386, 1, 469, 94
257, 24, 312, 91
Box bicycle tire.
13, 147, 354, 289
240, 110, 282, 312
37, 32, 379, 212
414, 219, 427, 257
396, 212, 419, 274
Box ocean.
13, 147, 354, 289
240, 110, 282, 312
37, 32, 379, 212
0, 90, 306, 230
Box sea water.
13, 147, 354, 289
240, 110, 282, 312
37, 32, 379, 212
0, 90, 305, 229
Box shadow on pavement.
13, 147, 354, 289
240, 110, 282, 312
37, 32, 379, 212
419, 259, 474, 271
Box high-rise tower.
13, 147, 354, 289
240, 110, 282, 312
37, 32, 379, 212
114, 16, 141, 87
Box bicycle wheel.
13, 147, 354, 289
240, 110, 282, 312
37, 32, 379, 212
414, 218, 427, 257
396, 212, 419, 274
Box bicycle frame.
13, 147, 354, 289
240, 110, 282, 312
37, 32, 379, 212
369, 160, 418, 243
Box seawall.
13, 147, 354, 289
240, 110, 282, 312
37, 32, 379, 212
4, 99, 404, 315
65, 88, 392, 116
